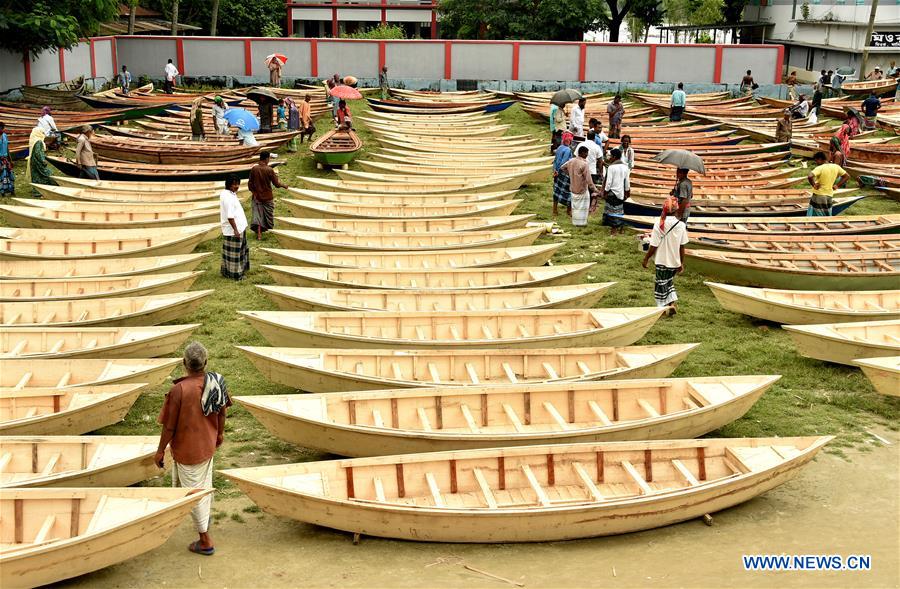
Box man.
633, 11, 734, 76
672, 168, 693, 222
789, 94, 810, 119
74, 125, 99, 179
560, 145, 599, 227
740, 70, 754, 95
249, 151, 288, 238
888, 60, 899, 78
775, 109, 793, 144
606, 95, 624, 138
670, 83, 686, 121
642, 197, 688, 316
379, 65, 389, 100
807, 151, 849, 216
219, 175, 249, 280
569, 97, 586, 136
328, 74, 342, 121
815, 69, 829, 91
575, 131, 603, 186
164, 58, 179, 94
590, 119, 609, 159
211, 96, 228, 135
156, 341, 231, 557
601, 147, 631, 235
861, 91, 882, 130
118, 65, 131, 95
785, 71, 799, 100
299, 94, 316, 143
549, 100, 566, 151
865, 67, 883, 81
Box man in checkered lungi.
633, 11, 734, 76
219, 175, 249, 280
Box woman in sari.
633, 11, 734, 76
189, 97, 205, 141
607, 95, 625, 138
26, 127, 55, 195
551, 132, 574, 217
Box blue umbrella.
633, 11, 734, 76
223, 108, 260, 131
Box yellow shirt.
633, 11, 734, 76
811, 163, 844, 196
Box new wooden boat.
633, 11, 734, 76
0, 253, 212, 280
334, 169, 535, 191
85, 136, 260, 165
0, 487, 212, 589
624, 196, 863, 218
310, 129, 363, 167
283, 199, 523, 220
622, 214, 900, 235
705, 283, 900, 324
240, 308, 666, 350
287, 188, 517, 205
270, 228, 544, 253
0, 324, 199, 359
297, 175, 527, 195
0, 202, 218, 230
236, 375, 777, 456
0, 383, 148, 435
1, 291, 212, 327
263, 263, 595, 290
32, 183, 242, 204
372, 137, 545, 157
257, 283, 615, 312
0, 225, 216, 260
51, 176, 249, 193
690, 233, 900, 254
277, 215, 537, 233
239, 343, 699, 392
221, 435, 830, 542
853, 356, 900, 397
262, 244, 562, 269
47, 156, 262, 182
687, 250, 899, 290
0, 436, 164, 488
783, 320, 900, 365
0, 272, 204, 302
840, 78, 898, 95
362, 154, 553, 171
0, 358, 179, 389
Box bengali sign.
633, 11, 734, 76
870, 31, 900, 48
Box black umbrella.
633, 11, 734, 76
550, 89, 583, 107
651, 149, 706, 174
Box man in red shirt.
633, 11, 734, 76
248, 151, 288, 238
156, 342, 231, 556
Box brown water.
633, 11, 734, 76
60, 441, 899, 589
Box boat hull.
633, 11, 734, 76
783, 324, 899, 366
688, 255, 897, 290
853, 357, 900, 397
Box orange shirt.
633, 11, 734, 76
158, 373, 230, 465
299, 100, 311, 127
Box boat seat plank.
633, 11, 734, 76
372, 477, 386, 502
471, 467, 498, 509
572, 462, 604, 501
425, 472, 445, 507
671, 459, 700, 486
33, 514, 57, 545
521, 464, 551, 506
502, 403, 525, 432
460, 403, 480, 432
542, 401, 570, 430
587, 400, 613, 425
621, 460, 653, 495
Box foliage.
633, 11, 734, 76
341, 23, 407, 39
800, 1, 810, 19
662, 0, 723, 41
626, 0, 665, 41
144, 0, 284, 36
0, 0, 119, 56
697, 31, 714, 43
438, 0, 606, 42
595, 0, 633, 42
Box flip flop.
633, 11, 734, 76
188, 541, 215, 556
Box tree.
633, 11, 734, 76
627, 0, 665, 41
722, 0, 748, 42
210, 0, 219, 36
438, 0, 606, 41
145, 0, 284, 36
170, 0, 179, 35
0, 0, 119, 56
128, 0, 138, 35
598, 0, 634, 42
663, 0, 723, 41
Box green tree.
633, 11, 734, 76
722, 0, 748, 42
663, 0, 723, 41
0, 0, 119, 56
627, 0, 664, 41
597, 0, 634, 42
438, 0, 606, 42
341, 24, 407, 39
145, 0, 284, 36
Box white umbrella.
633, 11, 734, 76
651, 149, 706, 174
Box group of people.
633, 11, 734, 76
325, 73, 356, 129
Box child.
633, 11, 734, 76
276, 100, 287, 130
642, 197, 689, 315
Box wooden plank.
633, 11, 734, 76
637, 398, 660, 418
521, 464, 550, 506
502, 403, 524, 432
373, 477, 387, 502
33, 514, 56, 545
472, 467, 498, 509
596, 450, 604, 483
572, 461, 604, 501
425, 472, 444, 507
672, 459, 700, 486
41, 453, 61, 476
464, 363, 480, 385
14, 498, 23, 543
587, 400, 612, 426
427, 362, 442, 383
541, 362, 559, 380
501, 362, 518, 384
546, 454, 555, 486
697, 447, 707, 481
70, 498, 81, 536
435, 396, 443, 430
371, 408, 385, 428
449, 459, 458, 493
345, 466, 355, 499
390, 398, 399, 429
395, 463, 406, 498
621, 460, 653, 495
567, 389, 576, 423
498, 456, 506, 491
460, 403, 479, 432
644, 449, 653, 483
416, 407, 432, 432
542, 401, 570, 430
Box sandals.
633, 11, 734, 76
188, 540, 215, 556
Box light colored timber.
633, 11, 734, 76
276, 215, 537, 233
0, 436, 165, 488
235, 375, 779, 456
0, 324, 199, 359
296, 176, 526, 195
0, 383, 148, 435
240, 307, 667, 350
782, 319, 900, 366
269, 228, 544, 253
261, 244, 561, 270
0, 253, 212, 280
1, 291, 212, 327
37, 182, 249, 202
262, 263, 595, 290
286, 187, 517, 204
0, 272, 204, 302
220, 436, 831, 542
622, 214, 900, 235
706, 283, 899, 324
354, 160, 549, 185
0, 487, 212, 589
333, 169, 535, 191
690, 233, 900, 254
283, 199, 522, 220
852, 356, 900, 397
0, 358, 179, 389
0, 202, 218, 230
256, 283, 615, 312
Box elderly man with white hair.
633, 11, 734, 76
155, 341, 231, 556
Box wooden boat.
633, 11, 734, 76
262, 244, 561, 269
0, 487, 212, 589
20, 77, 86, 110
264, 263, 595, 290
239, 343, 700, 393
362, 155, 553, 172
334, 169, 535, 191
853, 356, 900, 397
622, 214, 900, 235
32, 183, 241, 204
1, 291, 212, 328
705, 283, 900, 324
47, 156, 262, 182
237, 374, 777, 456
690, 233, 900, 254
286, 189, 516, 205
625, 196, 863, 218
257, 283, 615, 312
283, 199, 522, 220
297, 175, 527, 195
270, 228, 544, 253
277, 215, 536, 233
372, 138, 545, 157
0, 324, 199, 359
240, 308, 666, 350
0, 383, 148, 435
0, 253, 212, 280
687, 250, 898, 290
369, 125, 516, 139
51, 176, 248, 193
0, 272, 204, 303
783, 320, 900, 365
310, 129, 362, 167
0, 436, 164, 488
85, 136, 260, 165
0, 358, 179, 389
221, 435, 830, 543
0, 202, 218, 230
367, 100, 515, 115
840, 78, 899, 96
0, 225, 216, 260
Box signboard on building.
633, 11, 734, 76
870, 31, 900, 48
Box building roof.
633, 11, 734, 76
658, 21, 772, 31
116, 3, 164, 17
790, 19, 900, 29
98, 19, 201, 35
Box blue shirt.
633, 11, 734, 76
0, 133, 8, 158
671, 90, 686, 107
862, 96, 881, 117
553, 144, 573, 172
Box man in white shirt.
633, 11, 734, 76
219, 175, 249, 280
790, 95, 810, 119
574, 131, 604, 183
164, 59, 179, 94
642, 197, 689, 315
568, 97, 586, 136
601, 148, 631, 235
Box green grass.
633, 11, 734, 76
4, 98, 898, 497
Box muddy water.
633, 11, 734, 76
60, 442, 898, 589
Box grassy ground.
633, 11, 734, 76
4, 99, 899, 522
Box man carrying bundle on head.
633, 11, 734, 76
249, 151, 288, 239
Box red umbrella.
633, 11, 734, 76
330, 85, 363, 100
265, 53, 288, 66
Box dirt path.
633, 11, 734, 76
58, 439, 898, 588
